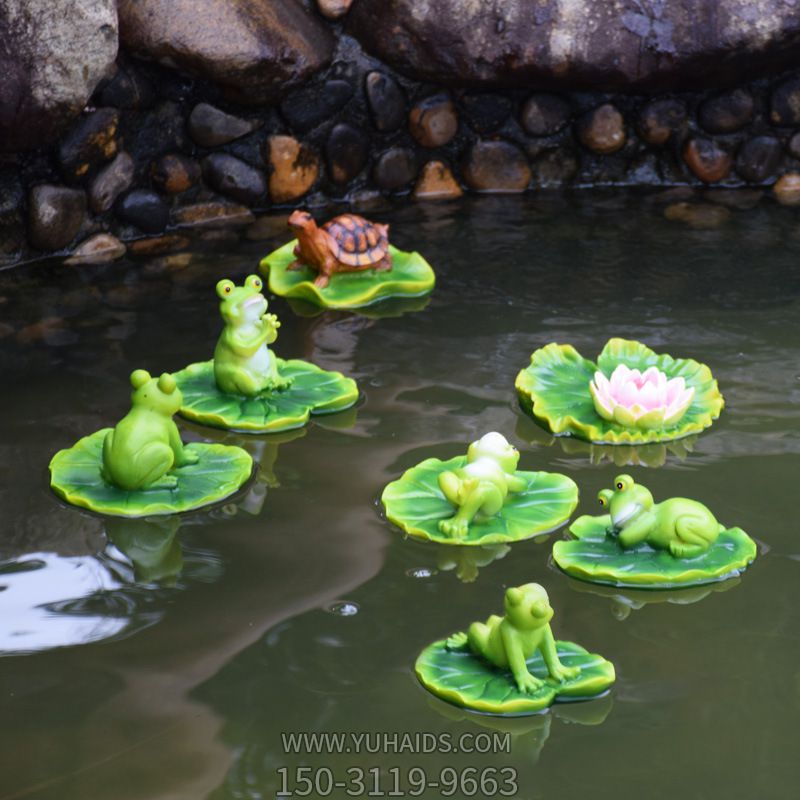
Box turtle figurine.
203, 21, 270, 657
287, 210, 393, 288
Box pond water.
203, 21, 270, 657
0, 192, 798, 799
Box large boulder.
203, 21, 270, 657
347, 0, 800, 92
118, 0, 334, 103
0, 1, 118, 152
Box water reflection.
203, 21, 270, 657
565, 575, 742, 620
515, 413, 697, 468
427, 692, 614, 763
435, 543, 511, 582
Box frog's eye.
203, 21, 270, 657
216, 279, 235, 299
245, 275, 262, 291
598, 489, 613, 507
614, 475, 634, 492
599, 496, 607, 507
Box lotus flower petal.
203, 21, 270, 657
590, 363, 692, 431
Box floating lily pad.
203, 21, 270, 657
260, 241, 435, 309
173, 359, 359, 433
552, 513, 757, 588
515, 339, 724, 444
381, 456, 578, 546
416, 638, 615, 715
49, 429, 253, 517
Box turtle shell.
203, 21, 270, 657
323, 214, 389, 268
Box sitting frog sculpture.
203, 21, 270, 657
599, 474, 721, 558
213, 274, 292, 396
446, 583, 580, 694
102, 370, 199, 490
438, 432, 527, 538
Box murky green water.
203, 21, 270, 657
1, 192, 798, 799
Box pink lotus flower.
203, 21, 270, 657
589, 365, 695, 430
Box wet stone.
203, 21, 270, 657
173, 202, 254, 229
115, 190, 169, 234
787, 132, 800, 159
65, 233, 126, 265
770, 77, 800, 126
462, 93, 513, 134
266, 135, 319, 203
58, 108, 119, 183
188, 103, 261, 148
128, 234, 190, 256
413, 160, 463, 200
520, 93, 571, 137
664, 202, 731, 230
531, 150, 579, 187
28, 185, 86, 251
637, 98, 688, 146
89, 151, 135, 214
409, 94, 458, 148
576, 104, 626, 155
98, 63, 156, 109
698, 89, 754, 134
735, 136, 782, 184
373, 147, 418, 192
202, 153, 267, 205
151, 154, 201, 195
317, 0, 353, 18
462, 140, 531, 193
365, 72, 406, 132
280, 80, 354, 133
122, 101, 189, 167
773, 172, 800, 205
683, 138, 733, 183
325, 123, 369, 185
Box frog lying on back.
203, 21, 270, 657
213, 275, 292, 396
446, 583, 580, 694
437, 432, 528, 538
599, 474, 722, 558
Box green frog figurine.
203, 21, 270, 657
213, 274, 292, 396
599, 474, 721, 557
438, 432, 528, 538
447, 583, 581, 694
102, 370, 199, 490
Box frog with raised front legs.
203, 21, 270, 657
102, 370, 199, 491
213, 274, 292, 396
599, 474, 721, 558
437, 432, 528, 538
446, 583, 581, 694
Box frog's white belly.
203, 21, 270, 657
245, 343, 272, 376
463, 458, 505, 482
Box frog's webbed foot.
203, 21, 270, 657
147, 473, 179, 491
273, 374, 293, 391
177, 449, 200, 467
550, 664, 581, 682
669, 541, 708, 559
438, 517, 469, 538
516, 672, 544, 694
446, 632, 469, 651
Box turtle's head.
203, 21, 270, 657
288, 209, 316, 233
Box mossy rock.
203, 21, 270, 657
381, 456, 578, 546
515, 339, 724, 444
416, 639, 615, 716
49, 429, 253, 517
553, 513, 757, 588
260, 241, 435, 309
173, 359, 358, 433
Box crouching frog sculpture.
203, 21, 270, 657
438, 432, 527, 538
447, 584, 580, 693
214, 274, 292, 396
102, 370, 199, 490
599, 474, 721, 558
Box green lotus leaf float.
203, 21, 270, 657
515, 338, 724, 444
49, 429, 253, 517
552, 475, 757, 588
381, 433, 578, 546
260, 241, 435, 309
415, 584, 615, 715
173, 359, 358, 432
